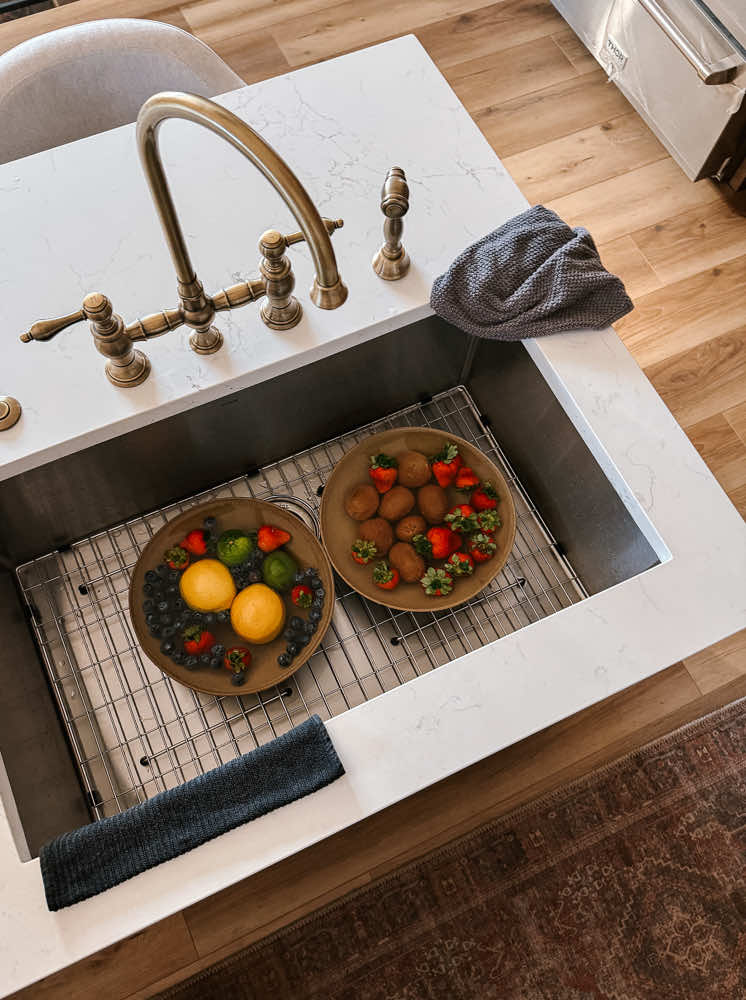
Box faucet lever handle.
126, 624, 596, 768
282, 218, 344, 247
20, 308, 86, 343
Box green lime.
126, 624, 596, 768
261, 550, 298, 592
216, 529, 254, 567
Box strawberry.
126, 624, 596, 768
291, 584, 313, 608
466, 532, 497, 563
430, 442, 462, 488
455, 466, 479, 492
373, 560, 400, 590
476, 509, 502, 533
369, 453, 398, 494
257, 524, 291, 552
351, 539, 378, 565
224, 646, 252, 673
182, 625, 215, 656
470, 481, 499, 512
164, 545, 189, 571
413, 526, 460, 560
181, 529, 208, 556
445, 503, 479, 534
421, 566, 454, 597
446, 551, 475, 577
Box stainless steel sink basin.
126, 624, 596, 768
0, 317, 660, 858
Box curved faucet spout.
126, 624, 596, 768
136, 91, 348, 317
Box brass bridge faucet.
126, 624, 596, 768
20, 91, 348, 384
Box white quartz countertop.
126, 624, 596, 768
1, 36, 745, 998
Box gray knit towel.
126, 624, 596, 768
430, 204, 633, 340
40, 715, 344, 911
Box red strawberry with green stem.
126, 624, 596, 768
471, 482, 499, 512
164, 545, 189, 571
430, 442, 462, 488
291, 584, 313, 608
421, 567, 454, 597
445, 503, 479, 534
413, 526, 461, 561
224, 646, 252, 673
476, 509, 501, 533
351, 539, 378, 565
257, 524, 291, 552
373, 561, 400, 590
455, 466, 479, 491
446, 551, 475, 577
369, 454, 398, 494
181, 529, 209, 556
182, 625, 215, 656
467, 532, 497, 563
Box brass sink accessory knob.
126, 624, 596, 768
20, 293, 151, 388
372, 166, 410, 281
0, 396, 22, 431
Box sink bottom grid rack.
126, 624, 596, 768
16, 385, 587, 821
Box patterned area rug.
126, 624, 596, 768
159, 700, 746, 1000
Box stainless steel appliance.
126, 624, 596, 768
550, 0, 746, 184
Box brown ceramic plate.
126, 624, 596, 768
129, 498, 334, 696
319, 427, 516, 612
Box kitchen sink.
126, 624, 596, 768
0, 316, 661, 859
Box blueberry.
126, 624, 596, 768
230, 671, 246, 686
188, 610, 203, 623
156, 563, 170, 579
204, 516, 217, 532
311, 578, 324, 591
289, 616, 303, 631
156, 599, 168, 612
143, 582, 156, 597
171, 650, 186, 665
306, 567, 319, 579
277, 652, 291, 668
142, 598, 155, 614
203, 612, 216, 625
286, 641, 300, 656
209, 656, 222, 670
160, 639, 176, 655
248, 569, 262, 584
293, 570, 307, 584
210, 643, 225, 657
309, 608, 322, 623
160, 613, 173, 626
167, 569, 180, 584
199, 652, 211, 666
283, 627, 295, 641
162, 625, 176, 638
216, 609, 230, 624
149, 624, 163, 638
165, 584, 179, 598
184, 655, 198, 670
172, 617, 185, 631
303, 621, 316, 635
145, 570, 158, 585
295, 634, 309, 647
145, 612, 159, 626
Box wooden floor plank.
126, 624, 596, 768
725, 400, 746, 446
631, 196, 746, 286
685, 413, 746, 494
444, 33, 579, 112
546, 159, 721, 246
597, 235, 663, 300
616, 257, 746, 370
550, 24, 598, 73
502, 112, 666, 203
206, 29, 289, 85
684, 630, 746, 695
416, 0, 564, 69
645, 326, 746, 429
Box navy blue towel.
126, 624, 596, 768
40, 715, 344, 911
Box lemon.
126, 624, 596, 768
179, 558, 236, 613
230, 584, 286, 644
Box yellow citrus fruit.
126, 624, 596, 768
230, 584, 286, 644
179, 558, 236, 613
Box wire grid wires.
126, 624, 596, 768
16, 385, 586, 821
